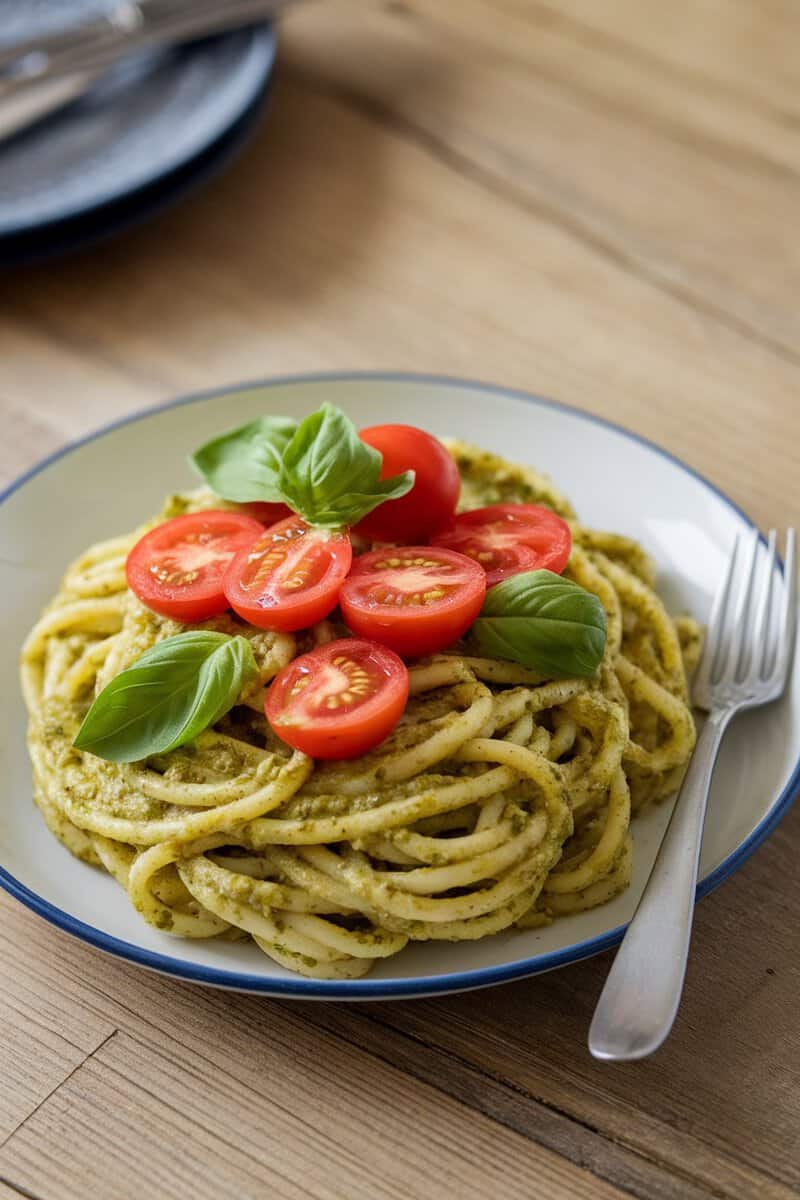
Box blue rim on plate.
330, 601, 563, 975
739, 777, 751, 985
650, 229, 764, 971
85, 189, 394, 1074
0, 25, 276, 268
1, 371, 798, 999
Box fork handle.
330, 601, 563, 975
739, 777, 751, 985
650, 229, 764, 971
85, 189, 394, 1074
588, 712, 731, 1061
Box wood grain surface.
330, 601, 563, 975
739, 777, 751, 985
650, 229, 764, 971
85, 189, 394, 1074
2, 2, 799, 1197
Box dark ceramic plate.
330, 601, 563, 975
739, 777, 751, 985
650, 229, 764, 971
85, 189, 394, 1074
0, 3, 276, 263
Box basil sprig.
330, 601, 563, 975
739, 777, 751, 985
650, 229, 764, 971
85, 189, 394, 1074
191, 403, 414, 531
471, 570, 607, 678
190, 415, 297, 504
277, 404, 413, 529
74, 632, 257, 763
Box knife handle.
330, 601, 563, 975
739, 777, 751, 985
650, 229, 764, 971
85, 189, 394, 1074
0, 3, 147, 77
0, 0, 292, 93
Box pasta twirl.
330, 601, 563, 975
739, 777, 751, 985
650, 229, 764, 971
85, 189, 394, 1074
21, 444, 699, 979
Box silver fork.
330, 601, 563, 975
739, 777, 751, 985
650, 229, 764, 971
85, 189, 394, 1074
589, 527, 797, 1062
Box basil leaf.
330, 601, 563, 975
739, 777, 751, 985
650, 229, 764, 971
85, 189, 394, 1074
471, 570, 607, 678
190, 416, 297, 503
74, 632, 258, 763
277, 403, 414, 530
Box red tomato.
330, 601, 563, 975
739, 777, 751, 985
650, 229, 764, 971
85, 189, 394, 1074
339, 546, 486, 658
126, 510, 264, 622
431, 503, 572, 587
265, 638, 409, 760
224, 515, 352, 632
353, 424, 460, 543
241, 501, 292, 525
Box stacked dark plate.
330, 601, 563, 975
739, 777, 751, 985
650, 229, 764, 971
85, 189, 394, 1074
0, 2, 277, 265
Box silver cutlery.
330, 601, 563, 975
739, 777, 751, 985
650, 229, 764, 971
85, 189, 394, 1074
589, 527, 797, 1061
0, 0, 297, 142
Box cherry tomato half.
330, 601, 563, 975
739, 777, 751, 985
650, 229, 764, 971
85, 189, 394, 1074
353, 424, 460, 543
241, 501, 292, 525
265, 638, 409, 760
224, 515, 352, 632
126, 510, 265, 622
339, 546, 486, 658
431, 503, 572, 587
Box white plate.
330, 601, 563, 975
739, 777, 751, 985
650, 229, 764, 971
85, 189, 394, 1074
1, 373, 797, 999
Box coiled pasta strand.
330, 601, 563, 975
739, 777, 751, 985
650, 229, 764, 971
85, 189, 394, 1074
21, 466, 699, 978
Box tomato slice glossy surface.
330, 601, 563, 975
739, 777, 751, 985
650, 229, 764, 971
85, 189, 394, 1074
353, 424, 460, 543
265, 638, 409, 759
224, 516, 352, 632
126, 510, 265, 622
431, 503, 572, 587
339, 546, 486, 658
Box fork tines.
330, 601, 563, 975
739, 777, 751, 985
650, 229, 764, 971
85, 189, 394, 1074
694, 528, 797, 709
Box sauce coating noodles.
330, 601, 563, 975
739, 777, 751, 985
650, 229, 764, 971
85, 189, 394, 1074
21, 444, 700, 978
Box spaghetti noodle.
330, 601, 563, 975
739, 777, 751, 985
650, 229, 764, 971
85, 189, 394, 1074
21, 442, 700, 978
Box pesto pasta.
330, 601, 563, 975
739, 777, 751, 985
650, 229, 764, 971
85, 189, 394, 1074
20, 442, 700, 979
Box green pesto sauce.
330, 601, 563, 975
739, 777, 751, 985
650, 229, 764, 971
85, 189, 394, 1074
445, 439, 575, 518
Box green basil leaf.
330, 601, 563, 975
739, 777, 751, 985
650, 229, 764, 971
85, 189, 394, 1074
277, 403, 414, 529
190, 416, 297, 503
471, 570, 607, 678
74, 631, 258, 763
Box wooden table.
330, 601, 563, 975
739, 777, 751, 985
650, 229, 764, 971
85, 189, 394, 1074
2, 3, 799, 1197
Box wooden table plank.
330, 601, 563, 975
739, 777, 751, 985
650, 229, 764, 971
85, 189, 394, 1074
0, 1181, 28, 1200
0, 913, 116, 1143
548, 0, 800, 112
282, 0, 800, 360
0, 996, 112, 1148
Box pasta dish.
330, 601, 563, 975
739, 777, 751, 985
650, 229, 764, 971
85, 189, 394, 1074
21, 407, 700, 979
